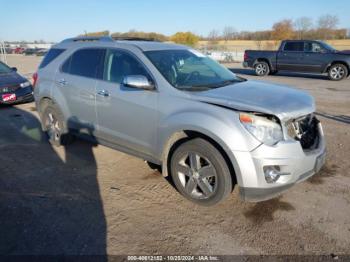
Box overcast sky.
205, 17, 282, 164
1, 0, 349, 42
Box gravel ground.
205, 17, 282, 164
0, 55, 349, 256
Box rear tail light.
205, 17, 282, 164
32, 72, 38, 88
243, 51, 248, 61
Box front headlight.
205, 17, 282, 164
239, 113, 283, 146
20, 81, 31, 88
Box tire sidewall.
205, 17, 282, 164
170, 138, 232, 206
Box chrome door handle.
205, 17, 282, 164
57, 79, 67, 86
97, 90, 109, 97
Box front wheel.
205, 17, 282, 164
170, 138, 233, 206
254, 61, 270, 76
328, 64, 348, 81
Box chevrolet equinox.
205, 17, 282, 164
34, 36, 326, 206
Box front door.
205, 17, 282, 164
95, 49, 159, 157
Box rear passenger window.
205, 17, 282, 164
283, 42, 304, 52
104, 49, 150, 83
39, 48, 65, 69
61, 48, 105, 79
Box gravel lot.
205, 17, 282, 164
1, 54, 350, 256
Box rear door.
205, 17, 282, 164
95, 49, 159, 157
277, 41, 304, 71
54, 48, 105, 132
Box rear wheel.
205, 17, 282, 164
42, 104, 73, 146
328, 63, 348, 81
170, 138, 232, 206
254, 61, 270, 76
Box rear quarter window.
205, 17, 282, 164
39, 48, 65, 69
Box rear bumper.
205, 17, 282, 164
0, 86, 34, 105
234, 123, 326, 202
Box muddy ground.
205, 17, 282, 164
0, 54, 349, 256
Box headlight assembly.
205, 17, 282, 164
239, 113, 283, 146
20, 81, 31, 88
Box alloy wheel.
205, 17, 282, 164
175, 151, 217, 199
256, 63, 267, 75
330, 66, 345, 80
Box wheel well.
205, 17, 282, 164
165, 130, 237, 190
328, 61, 350, 75
255, 58, 271, 70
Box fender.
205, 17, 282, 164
157, 111, 260, 185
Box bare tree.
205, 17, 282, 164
318, 14, 339, 29
294, 17, 313, 39
318, 14, 339, 39
222, 26, 236, 41
208, 29, 220, 41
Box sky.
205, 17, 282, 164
1, 0, 349, 42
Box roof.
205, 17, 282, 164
56, 36, 188, 52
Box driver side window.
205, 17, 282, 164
104, 49, 150, 84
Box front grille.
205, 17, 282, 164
0, 85, 20, 94
287, 114, 320, 150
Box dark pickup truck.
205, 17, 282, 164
243, 40, 350, 80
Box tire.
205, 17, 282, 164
170, 138, 232, 206
254, 61, 270, 76
328, 63, 348, 81
41, 103, 73, 146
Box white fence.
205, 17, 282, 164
0, 41, 7, 63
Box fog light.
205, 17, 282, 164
263, 166, 281, 183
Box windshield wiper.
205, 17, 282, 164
192, 79, 239, 89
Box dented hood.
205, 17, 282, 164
189, 80, 315, 121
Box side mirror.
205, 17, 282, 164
122, 75, 155, 90
12, 67, 17, 72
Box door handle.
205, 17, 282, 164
57, 79, 67, 86
97, 90, 109, 97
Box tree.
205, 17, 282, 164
317, 14, 339, 39
294, 17, 313, 39
170, 32, 199, 47
208, 29, 220, 41
222, 26, 236, 41
318, 14, 339, 29
271, 20, 295, 40
80, 30, 110, 37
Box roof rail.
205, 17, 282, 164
61, 36, 114, 43
112, 36, 161, 42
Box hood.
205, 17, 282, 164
0, 72, 27, 88
335, 50, 350, 55
189, 80, 315, 121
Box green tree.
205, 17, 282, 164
170, 32, 199, 47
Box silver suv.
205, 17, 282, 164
34, 36, 326, 206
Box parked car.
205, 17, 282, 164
14, 47, 25, 54
243, 40, 350, 80
0, 61, 34, 104
35, 48, 48, 56
34, 36, 326, 206
24, 48, 39, 56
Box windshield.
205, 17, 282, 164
145, 49, 242, 91
0, 62, 12, 74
